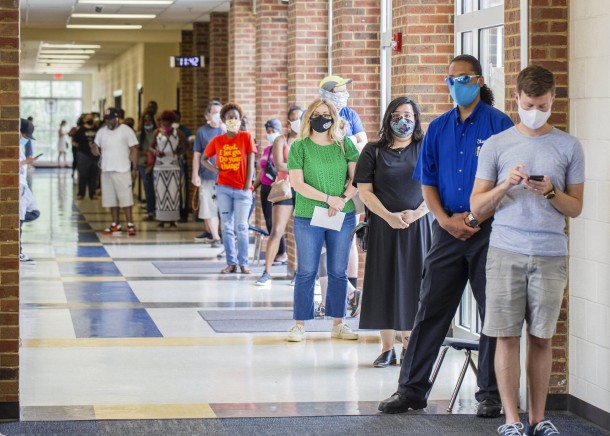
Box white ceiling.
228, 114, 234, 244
20, 0, 231, 74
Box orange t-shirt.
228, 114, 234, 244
205, 131, 257, 189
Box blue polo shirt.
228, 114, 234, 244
414, 100, 513, 213
339, 107, 365, 136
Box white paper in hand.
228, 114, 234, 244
310, 206, 345, 231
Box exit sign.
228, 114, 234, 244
170, 56, 205, 68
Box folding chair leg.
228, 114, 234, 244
429, 346, 450, 386
447, 350, 472, 412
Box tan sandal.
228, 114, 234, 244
240, 266, 251, 274
220, 265, 237, 274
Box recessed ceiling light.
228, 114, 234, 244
78, 0, 173, 4
40, 50, 96, 54
71, 13, 156, 19
66, 24, 143, 29
42, 44, 101, 49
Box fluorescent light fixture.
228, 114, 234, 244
66, 24, 142, 29
40, 50, 95, 54
42, 44, 101, 49
78, 0, 173, 4
71, 13, 156, 19
39, 55, 90, 59
37, 60, 87, 64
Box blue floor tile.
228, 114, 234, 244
54, 245, 109, 258
63, 282, 139, 303
59, 262, 121, 277
70, 309, 162, 338
77, 232, 100, 243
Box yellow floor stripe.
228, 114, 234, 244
94, 403, 216, 420
61, 276, 126, 282
55, 257, 113, 262
22, 334, 380, 348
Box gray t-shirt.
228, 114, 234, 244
194, 123, 224, 180
476, 126, 585, 256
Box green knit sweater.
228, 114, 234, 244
287, 137, 359, 218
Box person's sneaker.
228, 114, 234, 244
103, 223, 122, 235
210, 239, 223, 248
314, 303, 325, 319
477, 398, 502, 418
256, 271, 272, 286
127, 223, 136, 236
289, 276, 296, 286
331, 323, 358, 340
194, 231, 213, 243
349, 290, 362, 318
19, 253, 36, 265
524, 420, 559, 436
498, 422, 525, 436
378, 393, 427, 414
286, 324, 305, 342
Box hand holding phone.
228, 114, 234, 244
33, 153, 43, 160
528, 175, 544, 182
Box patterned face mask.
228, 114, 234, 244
319, 88, 349, 110
225, 119, 241, 132
390, 117, 415, 138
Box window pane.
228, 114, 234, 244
462, 31, 474, 55
461, 0, 476, 14
479, 0, 504, 9
459, 289, 471, 329
479, 25, 505, 112
51, 81, 82, 98
21, 80, 51, 98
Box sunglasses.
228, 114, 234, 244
444, 75, 481, 86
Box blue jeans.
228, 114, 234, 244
293, 212, 356, 320
216, 184, 253, 267
139, 164, 156, 216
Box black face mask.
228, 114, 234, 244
310, 116, 333, 133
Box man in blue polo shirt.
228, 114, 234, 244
379, 54, 513, 417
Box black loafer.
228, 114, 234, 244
476, 398, 502, 418
373, 349, 397, 368
378, 393, 427, 414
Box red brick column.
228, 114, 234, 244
392, 0, 455, 126
287, 0, 328, 109
504, 0, 522, 123
193, 22, 210, 128
0, 0, 20, 419
209, 13, 229, 105
228, 0, 256, 128
179, 30, 196, 133
331, 0, 381, 136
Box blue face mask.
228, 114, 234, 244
144, 124, 154, 130
390, 117, 415, 138
19, 137, 29, 147
448, 80, 480, 107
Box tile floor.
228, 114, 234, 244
19, 168, 479, 421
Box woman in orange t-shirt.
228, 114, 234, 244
203, 103, 257, 274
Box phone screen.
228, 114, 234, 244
528, 175, 544, 182
34, 153, 43, 160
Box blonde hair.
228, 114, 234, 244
299, 98, 345, 154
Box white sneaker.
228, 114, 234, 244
331, 323, 358, 340
19, 253, 36, 265
286, 324, 305, 342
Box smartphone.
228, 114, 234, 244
528, 175, 544, 182
33, 153, 43, 160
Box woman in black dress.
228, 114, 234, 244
353, 96, 433, 367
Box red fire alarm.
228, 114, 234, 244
392, 32, 402, 52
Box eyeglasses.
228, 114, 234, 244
391, 113, 415, 122
312, 113, 332, 120
444, 75, 481, 86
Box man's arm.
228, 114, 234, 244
422, 185, 479, 241
192, 151, 202, 186
471, 163, 528, 217
244, 152, 254, 191
130, 145, 139, 180
350, 132, 368, 153
522, 176, 584, 218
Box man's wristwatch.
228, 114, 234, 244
543, 185, 556, 200
466, 213, 479, 228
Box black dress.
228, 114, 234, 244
353, 141, 433, 331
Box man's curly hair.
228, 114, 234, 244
220, 103, 243, 120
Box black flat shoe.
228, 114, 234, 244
378, 392, 427, 414
476, 398, 502, 418
373, 348, 397, 368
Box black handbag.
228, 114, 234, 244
263, 146, 277, 181
351, 220, 369, 252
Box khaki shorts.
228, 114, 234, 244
101, 171, 134, 208
482, 246, 567, 339
198, 179, 218, 219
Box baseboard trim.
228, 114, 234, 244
546, 393, 568, 410
0, 401, 19, 420
568, 394, 610, 431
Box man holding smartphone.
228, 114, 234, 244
470, 65, 585, 436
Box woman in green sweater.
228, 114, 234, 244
286, 98, 359, 342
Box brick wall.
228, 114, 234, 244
392, 0, 455, 126
0, 0, 20, 419
179, 30, 195, 133
193, 22, 210, 129
503, 0, 521, 122
209, 13, 229, 105
228, 0, 256, 129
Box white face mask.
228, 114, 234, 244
289, 118, 301, 133
210, 112, 221, 125
267, 132, 280, 144
517, 96, 552, 130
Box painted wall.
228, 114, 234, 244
143, 43, 181, 117
568, 0, 610, 414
